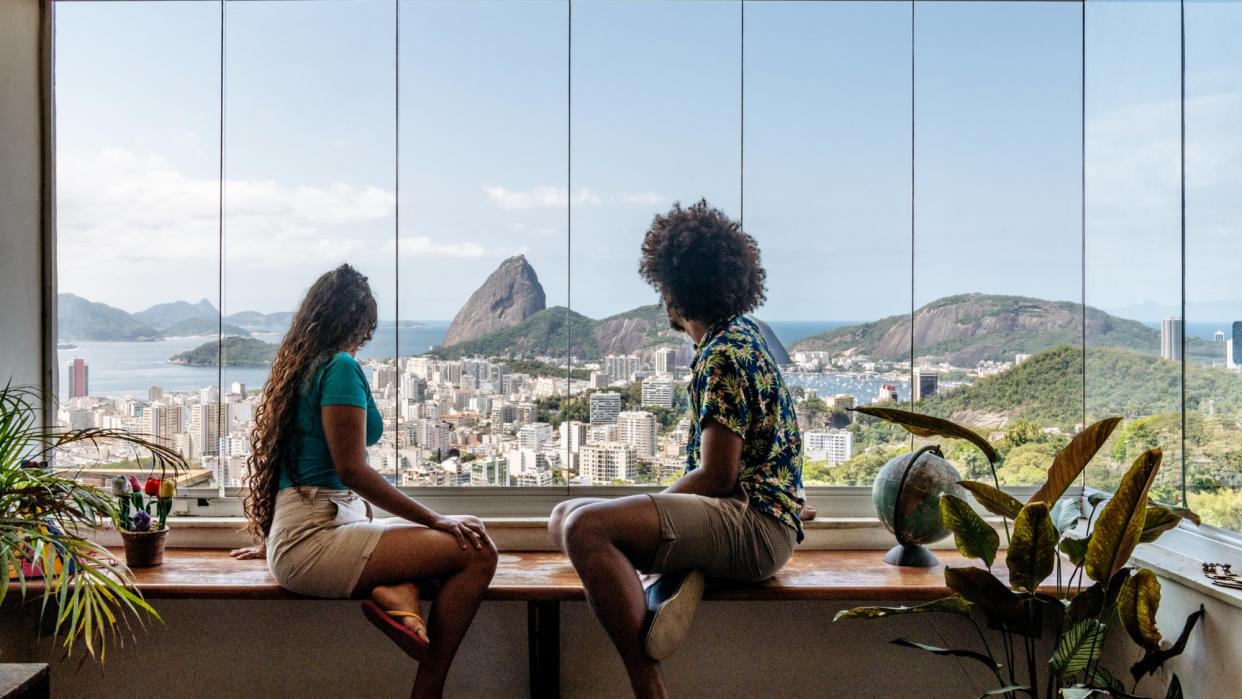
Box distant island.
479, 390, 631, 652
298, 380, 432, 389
170, 336, 277, 367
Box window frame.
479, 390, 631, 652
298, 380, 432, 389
43, 0, 1242, 555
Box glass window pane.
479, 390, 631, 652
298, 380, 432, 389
915, 1, 1084, 486
54, 1, 221, 486
1186, 0, 1242, 532
399, 0, 568, 488
745, 1, 913, 486
571, 0, 740, 486
1085, 0, 1183, 501
223, 0, 396, 488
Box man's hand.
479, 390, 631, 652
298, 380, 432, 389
431, 514, 490, 550
230, 543, 266, 560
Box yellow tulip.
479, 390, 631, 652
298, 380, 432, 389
159, 479, 176, 499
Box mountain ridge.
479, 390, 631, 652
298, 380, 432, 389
791, 293, 1158, 365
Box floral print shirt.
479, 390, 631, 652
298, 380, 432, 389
686, 315, 805, 541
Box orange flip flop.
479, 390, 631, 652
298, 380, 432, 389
361, 599, 429, 661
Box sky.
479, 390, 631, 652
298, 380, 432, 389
53, 0, 1241, 324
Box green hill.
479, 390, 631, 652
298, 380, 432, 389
170, 336, 277, 367
792, 294, 1158, 365
58, 293, 162, 341
435, 307, 598, 360
918, 344, 1242, 430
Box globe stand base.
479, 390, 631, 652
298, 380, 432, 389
883, 543, 940, 567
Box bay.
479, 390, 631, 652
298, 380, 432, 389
57, 319, 850, 400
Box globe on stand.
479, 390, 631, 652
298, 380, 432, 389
872, 445, 966, 567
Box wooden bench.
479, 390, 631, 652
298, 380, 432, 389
10, 549, 1050, 697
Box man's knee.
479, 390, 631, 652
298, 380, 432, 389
562, 505, 610, 556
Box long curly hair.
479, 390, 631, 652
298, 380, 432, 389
243, 264, 377, 541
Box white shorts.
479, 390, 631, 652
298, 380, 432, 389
266, 487, 388, 598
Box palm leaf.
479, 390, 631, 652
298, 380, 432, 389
1085, 449, 1162, 584
1049, 618, 1107, 676
941, 494, 999, 568
959, 481, 1023, 519
890, 638, 1002, 674
834, 596, 971, 622
1130, 606, 1204, 682
1050, 497, 1082, 535
1008, 502, 1057, 593
850, 406, 999, 463
1117, 569, 1162, 651
1029, 417, 1121, 506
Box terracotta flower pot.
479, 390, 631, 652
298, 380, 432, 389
120, 528, 168, 568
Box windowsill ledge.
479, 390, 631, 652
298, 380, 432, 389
1128, 526, 1242, 611
90, 514, 1010, 552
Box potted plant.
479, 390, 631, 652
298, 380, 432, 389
113, 474, 177, 567
1, 383, 186, 659
836, 407, 1203, 699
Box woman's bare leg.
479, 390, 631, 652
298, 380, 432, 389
354, 525, 498, 699
369, 581, 426, 643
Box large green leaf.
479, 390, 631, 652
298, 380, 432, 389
1130, 606, 1204, 682
1049, 618, 1108, 676
941, 494, 999, 568
1029, 417, 1122, 506
1087, 666, 1126, 695
1065, 569, 1130, 625
944, 565, 1022, 623
1117, 569, 1162, 651
1051, 498, 1083, 535
1059, 535, 1090, 567
1008, 502, 1058, 592
890, 638, 1001, 674
1138, 505, 1182, 543
959, 481, 1024, 519
851, 406, 1000, 463
833, 596, 971, 622
1085, 449, 1162, 584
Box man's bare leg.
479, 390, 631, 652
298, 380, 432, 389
561, 495, 666, 699
548, 497, 607, 551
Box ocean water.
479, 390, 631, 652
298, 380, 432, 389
57, 319, 847, 400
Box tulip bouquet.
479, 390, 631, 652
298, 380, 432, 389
112, 475, 176, 532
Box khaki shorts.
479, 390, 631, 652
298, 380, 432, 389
266, 487, 388, 598
645, 490, 797, 583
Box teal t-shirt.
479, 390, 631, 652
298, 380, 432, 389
280, 352, 383, 490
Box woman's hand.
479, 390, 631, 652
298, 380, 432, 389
230, 543, 266, 560
430, 515, 490, 550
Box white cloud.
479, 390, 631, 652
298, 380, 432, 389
55, 148, 504, 270
482, 185, 602, 210
618, 191, 673, 207
57, 148, 396, 267
395, 236, 488, 258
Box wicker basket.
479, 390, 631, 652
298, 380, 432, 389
120, 528, 168, 568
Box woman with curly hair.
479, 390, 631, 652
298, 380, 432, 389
548, 200, 805, 699
230, 264, 496, 699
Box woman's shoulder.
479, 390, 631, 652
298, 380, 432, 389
318, 352, 366, 385
327, 351, 361, 368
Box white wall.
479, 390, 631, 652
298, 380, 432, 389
0, 0, 47, 393
1, 599, 1024, 698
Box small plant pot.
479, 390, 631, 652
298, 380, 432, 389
120, 528, 168, 568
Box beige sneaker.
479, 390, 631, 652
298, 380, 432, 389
643, 569, 706, 660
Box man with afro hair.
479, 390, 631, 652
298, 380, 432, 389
549, 200, 805, 698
